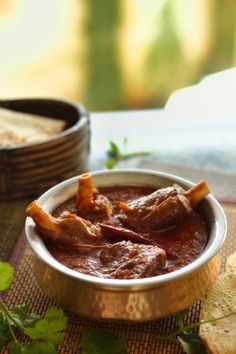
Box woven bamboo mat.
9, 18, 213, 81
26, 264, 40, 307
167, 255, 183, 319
0, 198, 30, 262
1, 203, 236, 354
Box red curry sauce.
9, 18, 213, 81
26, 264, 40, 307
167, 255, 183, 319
46, 186, 208, 277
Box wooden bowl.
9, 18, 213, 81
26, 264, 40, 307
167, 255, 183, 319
0, 98, 90, 200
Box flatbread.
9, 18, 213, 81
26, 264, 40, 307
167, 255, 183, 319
199, 252, 236, 354
0, 107, 65, 147
226, 252, 236, 274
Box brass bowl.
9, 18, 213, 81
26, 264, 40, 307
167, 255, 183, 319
25, 170, 227, 322
0, 98, 90, 200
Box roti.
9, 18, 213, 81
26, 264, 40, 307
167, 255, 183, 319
226, 252, 236, 274
0, 107, 65, 147
199, 252, 236, 354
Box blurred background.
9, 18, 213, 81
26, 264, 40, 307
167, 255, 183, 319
0, 0, 236, 111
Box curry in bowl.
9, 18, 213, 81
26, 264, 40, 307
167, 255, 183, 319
26, 173, 210, 280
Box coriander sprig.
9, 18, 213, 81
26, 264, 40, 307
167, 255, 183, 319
157, 309, 236, 354
106, 138, 152, 169
0, 261, 68, 354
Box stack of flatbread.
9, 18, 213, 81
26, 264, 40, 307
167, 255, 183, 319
0, 107, 65, 147
200, 252, 236, 353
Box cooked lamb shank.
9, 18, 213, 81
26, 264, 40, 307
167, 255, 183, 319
26, 201, 104, 247
119, 180, 210, 232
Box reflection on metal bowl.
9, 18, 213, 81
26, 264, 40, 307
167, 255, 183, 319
25, 170, 226, 322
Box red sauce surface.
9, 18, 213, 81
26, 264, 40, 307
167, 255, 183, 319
46, 186, 208, 278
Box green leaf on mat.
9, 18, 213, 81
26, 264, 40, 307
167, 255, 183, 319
0, 315, 11, 349
9, 341, 22, 354
9, 341, 58, 354
178, 333, 207, 354
176, 309, 189, 331
80, 329, 128, 354
25, 306, 68, 345
0, 262, 14, 291
10, 304, 40, 328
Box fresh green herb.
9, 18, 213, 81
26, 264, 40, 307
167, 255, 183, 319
24, 307, 68, 345
9, 341, 58, 354
0, 262, 14, 291
80, 329, 128, 354
177, 333, 207, 354
156, 309, 236, 354
0, 262, 68, 354
106, 138, 152, 169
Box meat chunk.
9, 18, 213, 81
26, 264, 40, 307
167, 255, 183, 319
99, 241, 167, 279
119, 184, 189, 231
141, 193, 192, 231
119, 184, 184, 215
119, 181, 210, 232
76, 173, 112, 219
26, 201, 103, 248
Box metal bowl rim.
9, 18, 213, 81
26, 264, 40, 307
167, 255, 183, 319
25, 169, 227, 290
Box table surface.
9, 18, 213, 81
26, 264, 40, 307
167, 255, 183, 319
89, 109, 236, 174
